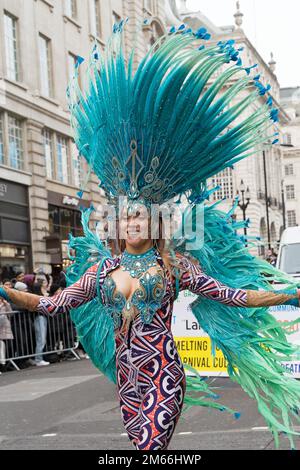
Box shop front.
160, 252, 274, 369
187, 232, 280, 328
0, 179, 31, 281
46, 191, 89, 277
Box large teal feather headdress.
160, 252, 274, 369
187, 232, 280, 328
67, 18, 279, 209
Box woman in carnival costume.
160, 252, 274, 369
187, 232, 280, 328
1, 18, 300, 450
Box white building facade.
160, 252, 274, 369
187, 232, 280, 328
0, 0, 166, 279
280, 87, 300, 228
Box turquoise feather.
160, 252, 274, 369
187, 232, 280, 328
175, 198, 300, 449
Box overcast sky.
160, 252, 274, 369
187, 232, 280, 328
185, 0, 299, 88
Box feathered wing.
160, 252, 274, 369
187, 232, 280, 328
175, 200, 300, 449
65, 208, 117, 384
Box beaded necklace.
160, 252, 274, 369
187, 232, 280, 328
120, 246, 157, 279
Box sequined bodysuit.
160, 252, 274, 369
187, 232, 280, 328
35, 249, 256, 450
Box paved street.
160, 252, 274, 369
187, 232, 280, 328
0, 359, 299, 450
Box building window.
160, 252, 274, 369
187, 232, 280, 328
93, 0, 102, 38
67, 52, 81, 85
282, 133, 292, 146
287, 210, 297, 227
4, 12, 20, 81
0, 114, 4, 165
49, 204, 83, 239
65, 0, 77, 19
39, 34, 53, 97
143, 0, 153, 13
42, 129, 54, 180
71, 140, 85, 187
8, 115, 23, 170
211, 168, 233, 200
56, 135, 70, 184
285, 163, 294, 176
112, 11, 121, 26
286, 185, 295, 200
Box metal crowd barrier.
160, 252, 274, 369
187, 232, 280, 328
1, 310, 81, 371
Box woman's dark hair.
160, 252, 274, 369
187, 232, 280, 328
15, 271, 24, 277
31, 280, 43, 296
49, 284, 61, 296
58, 271, 67, 289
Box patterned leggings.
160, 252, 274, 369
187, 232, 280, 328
117, 344, 186, 450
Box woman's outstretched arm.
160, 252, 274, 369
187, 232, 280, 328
176, 253, 300, 308
0, 263, 99, 315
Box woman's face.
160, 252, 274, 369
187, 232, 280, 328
119, 204, 151, 249
3, 281, 12, 288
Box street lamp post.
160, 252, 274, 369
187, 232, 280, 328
237, 179, 251, 247
262, 149, 271, 250
281, 179, 286, 231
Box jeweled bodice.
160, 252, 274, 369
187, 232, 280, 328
101, 253, 167, 331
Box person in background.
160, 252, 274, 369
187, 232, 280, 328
0, 298, 14, 374
15, 271, 25, 283
14, 282, 29, 293
2, 279, 12, 289
266, 248, 278, 267
9, 281, 33, 369
30, 281, 50, 367
23, 274, 35, 292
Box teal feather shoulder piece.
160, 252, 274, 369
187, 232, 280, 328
65, 207, 117, 384
174, 197, 300, 449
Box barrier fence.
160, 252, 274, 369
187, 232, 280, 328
0, 310, 81, 371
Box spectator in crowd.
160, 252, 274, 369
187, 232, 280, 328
14, 282, 28, 292
2, 279, 12, 289
0, 298, 14, 374
30, 281, 50, 367
8, 281, 33, 370
15, 271, 25, 283
266, 248, 277, 267
58, 271, 67, 289
23, 274, 35, 292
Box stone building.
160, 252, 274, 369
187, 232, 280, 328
280, 86, 300, 228
0, 0, 166, 279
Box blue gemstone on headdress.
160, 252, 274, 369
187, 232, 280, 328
266, 96, 273, 106
76, 56, 85, 67
270, 108, 279, 122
